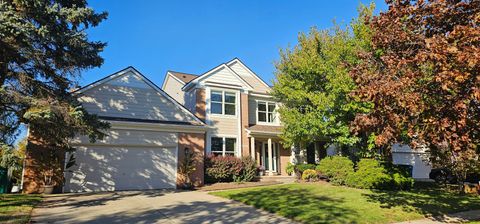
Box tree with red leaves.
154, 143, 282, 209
351, 0, 480, 181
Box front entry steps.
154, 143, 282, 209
257, 175, 295, 184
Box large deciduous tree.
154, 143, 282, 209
351, 0, 480, 180
272, 5, 374, 151
0, 0, 109, 151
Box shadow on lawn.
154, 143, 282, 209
364, 186, 480, 216
221, 186, 357, 223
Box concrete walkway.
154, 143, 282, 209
394, 210, 480, 224
31, 190, 295, 224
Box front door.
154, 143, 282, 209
261, 142, 279, 173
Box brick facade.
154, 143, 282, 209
240, 93, 250, 157
176, 132, 205, 188
22, 135, 65, 194
195, 89, 206, 122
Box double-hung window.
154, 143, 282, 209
210, 91, 236, 115
258, 101, 277, 123
211, 137, 236, 156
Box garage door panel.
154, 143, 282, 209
71, 129, 178, 147
64, 146, 177, 192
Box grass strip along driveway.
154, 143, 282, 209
211, 182, 480, 224
0, 194, 42, 224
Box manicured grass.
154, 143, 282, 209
211, 182, 480, 224
0, 194, 42, 224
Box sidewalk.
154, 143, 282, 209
395, 210, 480, 224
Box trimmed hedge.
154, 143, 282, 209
316, 156, 354, 185
205, 155, 257, 183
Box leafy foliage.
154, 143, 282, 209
350, 0, 480, 180
205, 155, 256, 183
301, 169, 318, 182
345, 159, 414, 190
286, 162, 295, 176
294, 163, 317, 174
272, 4, 374, 148
0, 0, 110, 150
178, 148, 200, 189
316, 156, 354, 185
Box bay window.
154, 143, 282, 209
210, 91, 236, 115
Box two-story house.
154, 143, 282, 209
22, 58, 294, 193
162, 58, 291, 176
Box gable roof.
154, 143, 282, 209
182, 62, 254, 91
75, 66, 206, 126
226, 58, 272, 94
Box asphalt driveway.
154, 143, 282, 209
31, 190, 294, 224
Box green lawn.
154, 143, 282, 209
211, 182, 480, 224
0, 194, 42, 224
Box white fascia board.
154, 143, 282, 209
226, 58, 272, 90
74, 67, 135, 95
108, 120, 212, 133
182, 63, 254, 92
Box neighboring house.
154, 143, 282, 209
392, 144, 432, 179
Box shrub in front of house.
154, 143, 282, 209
302, 169, 318, 182
233, 157, 257, 182
205, 155, 257, 183
345, 159, 414, 190
345, 159, 392, 189
294, 163, 317, 179
316, 156, 354, 185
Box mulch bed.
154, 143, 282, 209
197, 181, 282, 191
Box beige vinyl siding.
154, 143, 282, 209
248, 96, 281, 125
228, 61, 270, 94
71, 128, 178, 147
209, 116, 238, 136
202, 67, 246, 86
78, 72, 197, 123
163, 75, 186, 105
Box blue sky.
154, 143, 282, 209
80, 0, 388, 87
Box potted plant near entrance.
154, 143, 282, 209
257, 165, 265, 176
42, 169, 55, 194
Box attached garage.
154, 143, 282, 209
22, 67, 207, 194
64, 129, 179, 192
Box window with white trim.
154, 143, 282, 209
258, 101, 277, 123
210, 91, 236, 115
211, 137, 236, 156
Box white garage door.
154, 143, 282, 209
64, 129, 178, 192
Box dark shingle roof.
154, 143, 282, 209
169, 71, 198, 83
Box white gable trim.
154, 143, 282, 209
182, 63, 254, 91
75, 66, 206, 125
226, 58, 272, 90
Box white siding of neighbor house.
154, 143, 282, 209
78, 71, 197, 123
392, 144, 432, 179
163, 75, 186, 105
201, 66, 247, 87
228, 61, 270, 94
